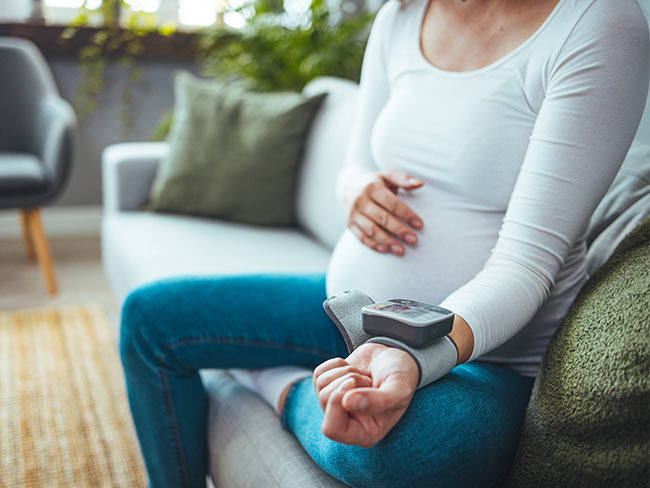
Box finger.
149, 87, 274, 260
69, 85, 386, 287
353, 195, 399, 248
368, 185, 424, 232
362, 191, 420, 245
318, 372, 372, 410
351, 211, 404, 256
381, 171, 424, 191
315, 364, 370, 393
349, 222, 389, 254
342, 376, 413, 415
313, 357, 348, 384
321, 377, 355, 441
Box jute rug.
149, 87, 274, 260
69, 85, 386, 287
0, 305, 148, 487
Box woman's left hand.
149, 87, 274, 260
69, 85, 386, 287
313, 343, 419, 448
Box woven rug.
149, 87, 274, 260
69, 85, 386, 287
0, 305, 148, 487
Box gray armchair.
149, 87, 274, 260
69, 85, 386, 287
0, 37, 76, 295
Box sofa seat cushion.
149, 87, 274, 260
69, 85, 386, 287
506, 215, 650, 487
102, 212, 332, 303
202, 370, 348, 488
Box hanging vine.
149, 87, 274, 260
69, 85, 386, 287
59, 0, 171, 136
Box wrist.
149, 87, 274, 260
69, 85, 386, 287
364, 338, 423, 386
342, 171, 381, 212
392, 349, 419, 391
447, 314, 474, 364
356, 342, 419, 390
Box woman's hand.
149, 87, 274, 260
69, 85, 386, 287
347, 171, 424, 256
313, 343, 419, 448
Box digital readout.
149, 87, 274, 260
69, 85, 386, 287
373, 303, 444, 318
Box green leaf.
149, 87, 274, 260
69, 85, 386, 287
196, 2, 374, 93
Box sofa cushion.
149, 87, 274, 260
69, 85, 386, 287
586, 142, 650, 275
295, 78, 358, 249
506, 215, 650, 487
102, 212, 331, 304
147, 72, 326, 226
202, 370, 349, 488
586, 192, 650, 277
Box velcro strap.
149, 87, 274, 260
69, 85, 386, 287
323, 290, 374, 353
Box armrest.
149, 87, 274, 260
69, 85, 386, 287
102, 142, 168, 213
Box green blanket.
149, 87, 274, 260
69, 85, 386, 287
506, 215, 650, 488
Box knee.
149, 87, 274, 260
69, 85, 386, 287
119, 282, 164, 365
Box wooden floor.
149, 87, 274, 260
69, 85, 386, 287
0, 235, 119, 330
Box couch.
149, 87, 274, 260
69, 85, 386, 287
101, 76, 650, 487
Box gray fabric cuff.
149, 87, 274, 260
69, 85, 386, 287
323, 290, 374, 353
365, 336, 458, 389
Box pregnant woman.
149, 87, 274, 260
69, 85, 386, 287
119, 0, 649, 486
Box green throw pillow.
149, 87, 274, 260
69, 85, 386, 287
146, 72, 326, 225
506, 215, 650, 488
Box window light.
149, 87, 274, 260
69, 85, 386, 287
44, 0, 101, 8
123, 0, 161, 13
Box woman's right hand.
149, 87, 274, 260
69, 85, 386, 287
347, 171, 424, 256
313, 343, 419, 448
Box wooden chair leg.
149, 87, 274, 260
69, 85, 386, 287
25, 208, 58, 296
19, 209, 37, 262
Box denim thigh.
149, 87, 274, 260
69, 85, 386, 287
282, 362, 534, 488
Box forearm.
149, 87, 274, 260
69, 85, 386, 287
448, 314, 474, 365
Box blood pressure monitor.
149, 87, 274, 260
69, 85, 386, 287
362, 299, 455, 348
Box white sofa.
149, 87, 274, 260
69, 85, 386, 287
102, 74, 650, 487
102, 77, 358, 487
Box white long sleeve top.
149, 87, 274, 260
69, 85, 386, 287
326, 0, 649, 376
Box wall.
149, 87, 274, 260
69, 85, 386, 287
0, 0, 31, 21
49, 58, 196, 206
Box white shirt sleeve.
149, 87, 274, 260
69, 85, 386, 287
335, 2, 394, 213
440, 0, 650, 361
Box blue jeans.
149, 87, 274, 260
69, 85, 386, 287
119, 274, 534, 488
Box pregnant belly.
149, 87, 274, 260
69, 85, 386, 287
326, 200, 504, 302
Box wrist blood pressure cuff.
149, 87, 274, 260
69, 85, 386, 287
323, 290, 459, 389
